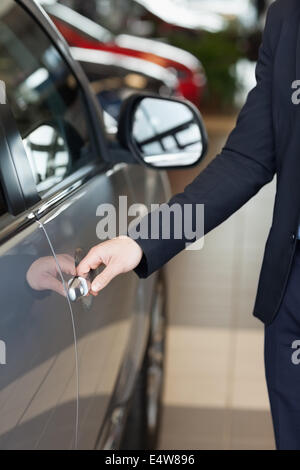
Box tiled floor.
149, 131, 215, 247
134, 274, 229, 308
159, 114, 276, 450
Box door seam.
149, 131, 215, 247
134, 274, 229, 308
34, 219, 79, 449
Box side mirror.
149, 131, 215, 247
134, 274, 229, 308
118, 94, 208, 169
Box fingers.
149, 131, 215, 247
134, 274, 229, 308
76, 238, 142, 294
91, 263, 120, 294
77, 246, 104, 277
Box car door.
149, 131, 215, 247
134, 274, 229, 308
41, 165, 144, 449
10, 0, 151, 450
0, 200, 78, 450
0, 0, 80, 449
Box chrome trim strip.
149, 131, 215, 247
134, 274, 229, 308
0, 162, 127, 244
35, 163, 127, 219
35, 180, 83, 218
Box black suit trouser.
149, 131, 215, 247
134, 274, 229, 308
265, 242, 300, 449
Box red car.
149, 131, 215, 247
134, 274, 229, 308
42, 2, 206, 107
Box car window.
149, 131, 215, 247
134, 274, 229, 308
0, 0, 95, 195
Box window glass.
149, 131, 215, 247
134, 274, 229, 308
0, 0, 95, 194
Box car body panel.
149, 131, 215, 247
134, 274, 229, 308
36, 166, 137, 448
36, 161, 169, 448
0, 217, 77, 449
0, 0, 171, 450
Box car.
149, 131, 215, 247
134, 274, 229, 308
38, 3, 178, 126
40, 0, 206, 108
0, 0, 207, 450
69, 46, 178, 122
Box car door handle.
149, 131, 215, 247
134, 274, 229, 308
68, 276, 90, 302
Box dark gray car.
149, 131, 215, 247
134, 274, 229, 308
0, 0, 207, 450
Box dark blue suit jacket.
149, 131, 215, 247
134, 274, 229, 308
132, 0, 300, 325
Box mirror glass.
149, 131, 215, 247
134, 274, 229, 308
132, 97, 204, 167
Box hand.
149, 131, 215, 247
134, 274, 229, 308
26, 254, 76, 297
76, 236, 143, 295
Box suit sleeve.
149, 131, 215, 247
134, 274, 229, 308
130, 1, 283, 278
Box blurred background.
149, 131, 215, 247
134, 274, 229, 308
42, 0, 275, 449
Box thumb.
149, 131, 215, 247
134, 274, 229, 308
91, 263, 120, 293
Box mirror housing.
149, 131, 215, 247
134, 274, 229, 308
118, 94, 208, 169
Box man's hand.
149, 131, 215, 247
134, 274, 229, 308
76, 236, 143, 295
26, 254, 76, 297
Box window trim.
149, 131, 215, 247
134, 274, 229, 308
0, 103, 41, 215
